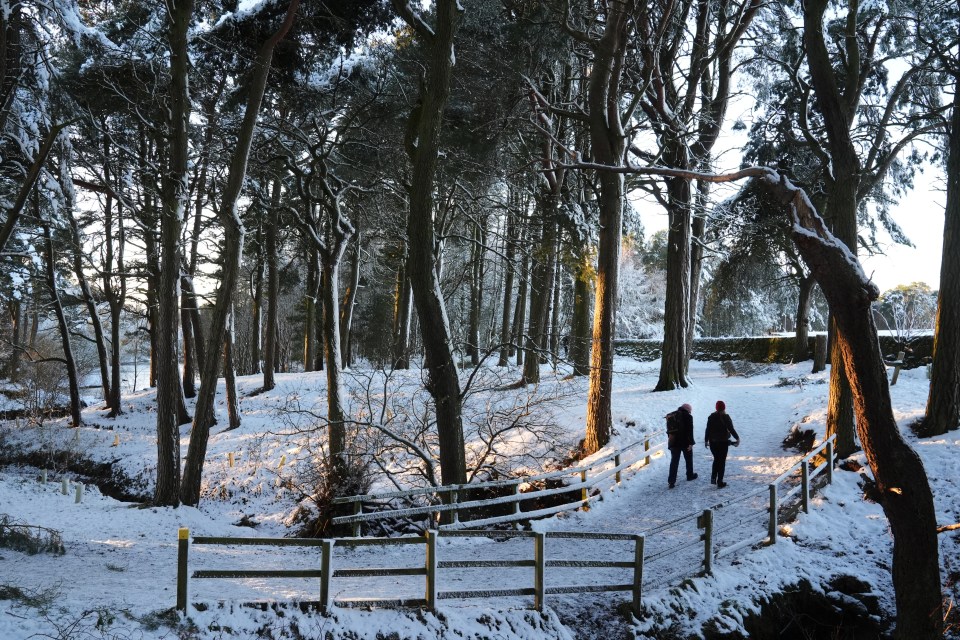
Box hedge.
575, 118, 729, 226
615, 334, 932, 369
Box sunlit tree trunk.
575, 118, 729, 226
584, 2, 630, 454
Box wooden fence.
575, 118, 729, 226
330, 435, 665, 535
175, 435, 836, 616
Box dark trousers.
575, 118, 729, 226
709, 442, 730, 484
668, 447, 694, 484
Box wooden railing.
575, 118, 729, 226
175, 435, 837, 615
330, 435, 666, 535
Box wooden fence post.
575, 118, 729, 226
768, 483, 778, 544
512, 484, 521, 515
615, 454, 622, 484
580, 470, 588, 505
801, 460, 810, 513
534, 532, 545, 611
321, 539, 334, 612
176, 528, 190, 612
426, 530, 438, 611
701, 509, 713, 575
632, 534, 645, 617
352, 499, 362, 538
826, 440, 834, 484
644, 439, 651, 466
74, 483, 83, 504
450, 489, 459, 524
61, 478, 68, 495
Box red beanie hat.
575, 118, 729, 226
716, 400, 726, 411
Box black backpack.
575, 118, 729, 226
666, 411, 680, 447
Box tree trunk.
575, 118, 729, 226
922, 80, 960, 435
223, 307, 240, 430
180, 289, 196, 398
303, 245, 318, 372
497, 204, 516, 367
686, 203, 707, 373
812, 333, 828, 373
570, 252, 593, 377
250, 222, 264, 375
762, 171, 943, 639
584, 2, 630, 454
6, 300, 21, 381
656, 142, 693, 391
43, 223, 82, 428
522, 195, 558, 384
793, 275, 815, 363
180, 1, 299, 506
394, 0, 467, 486
513, 241, 530, 365
67, 210, 111, 409
154, 0, 192, 506
263, 176, 281, 391
804, 0, 862, 460
549, 245, 562, 368
467, 219, 484, 366
339, 231, 362, 369
391, 243, 412, 369
322, 253, 348, 464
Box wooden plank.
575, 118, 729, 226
437, 588, 536, 599
192, 536, 326, 547
193, 569, 325, 579
333, 567, 427, 577
545, 560, 634, 569
438, 560, 535, 568
545, 584, 633, 595
335, 597, 428, 608
336, 536, 427, 547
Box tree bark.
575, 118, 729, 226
922, 79, 960, 435
467, 219, 484, 366
656, 142, 693, 390
393, 0, 467, 486
322, 254, 347, 463
497, 203, 516, 367
42, 222, 82, 429
154, 0, 193, 506
584, 2, 630, 454
303, 244, 318, 372
793, 274, 815, 363
804, 0, 862, 459
180, 0, 299, 506
339, 231, 362, 369
223, 307, 240, 430
67, 210, 111, 409
812, 333, 828, 373
250, 221, 264, 375
570, 252, 593, 377
263, 176, 282, 391
549, 243, 562, 368
522, 195, 558, 384
513, 235, 530, 365
391, 242, 412, 369
759, 171, 943, 639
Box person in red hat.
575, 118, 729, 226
704, 400, 740, 488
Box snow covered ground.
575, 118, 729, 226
0, 359, 957, 639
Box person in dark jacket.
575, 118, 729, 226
704, 400, 740, 488
667, 403, 698, 488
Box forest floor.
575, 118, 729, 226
0, 358, 958, 639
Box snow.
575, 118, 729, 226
1, 359, 957, 639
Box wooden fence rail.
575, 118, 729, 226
331, 435, 665, 535
175, 435, 836, 616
